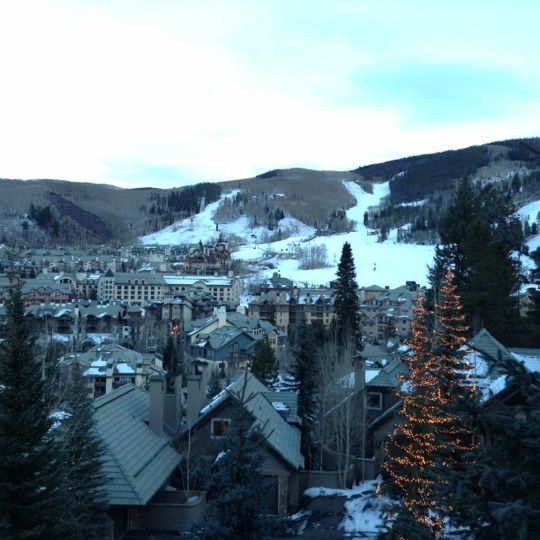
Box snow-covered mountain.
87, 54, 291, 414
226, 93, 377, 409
139, 178, 540, 290
140, 180, 436, 288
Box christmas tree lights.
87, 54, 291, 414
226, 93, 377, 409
381, 270, 474, 539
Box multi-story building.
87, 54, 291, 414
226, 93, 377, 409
248, 288, 336, 334
97, 271, 241, 306
359, 283, 421, 343
61, 343, 165, 399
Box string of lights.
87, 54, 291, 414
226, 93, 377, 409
380, 269, 475, 538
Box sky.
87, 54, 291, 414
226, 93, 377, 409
0, 0, 539, 189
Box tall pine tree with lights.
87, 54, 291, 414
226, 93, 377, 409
381, 270, 474, 539
381, 294, 445, 538
432, 269, 474, 475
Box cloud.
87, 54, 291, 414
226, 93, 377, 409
350, 63, 540, 125
0, 1, 538, 187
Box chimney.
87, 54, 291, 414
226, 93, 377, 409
186, 374, 204, 425
163, 372, 182, 433
354, 353, 366, 395
105, 360, 114, 394
217, 306, 226, 328
135, 359, 143, 387
149, 376, 165, 436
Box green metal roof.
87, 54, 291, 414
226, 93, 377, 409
93, 384, 182, 506
195, 374, 304, 471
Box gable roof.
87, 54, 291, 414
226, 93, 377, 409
468, 328, 515, 363
367, 358, 408, 388
195, 373, 304, 470
93, 384, 182, 506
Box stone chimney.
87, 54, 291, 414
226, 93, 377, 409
149, 375, 165, 436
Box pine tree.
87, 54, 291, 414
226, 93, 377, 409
334, 242, 359, 346
61, 362, 110, 539
193, 376, 272, 539
524, 289, 540, 346
0, 288, 65, 539
446, 359, 540, 539
381, 271, 474, 538
207, 368, 222, 399
381, 294, 446, 537
250, 340, 278, 388
293, 315, 319, 470
432, 177, 522, 342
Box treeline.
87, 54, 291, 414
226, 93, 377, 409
213, 191, 286, 231
28, 203, 60, 237
143, 182, 222, 231
147, 182, 221, 218
388, 146, 489, 204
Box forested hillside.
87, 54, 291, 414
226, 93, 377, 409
0, 137, 539, 247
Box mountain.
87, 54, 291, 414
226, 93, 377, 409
0, 137, 539, 247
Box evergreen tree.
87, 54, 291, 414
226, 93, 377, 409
293, 315, 319, 470
163, 334, 182, 373
381, 271, 473, 538
334, 242, 359, 346
193, 376, 272, 539
207, 368, 222, 399
250, 340, 278, 388
524, 289, 540, 346
381, 294, 445, 537
431, 177, 522, 343
43, 342, 64, 410
0, 288, 64, 539
61, 362, 110, 539
445, 359, 540, 539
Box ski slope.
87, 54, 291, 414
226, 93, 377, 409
235, 181, 435, 288
517, 199, 540, 252
139, 184, 540, 289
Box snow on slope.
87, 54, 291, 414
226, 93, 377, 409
139, 180, 436, 287
139, 193, 234, 245
140, 191, 314, 246
516, 199, 540, 252
236, 181, 435, 288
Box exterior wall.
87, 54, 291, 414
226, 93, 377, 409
364, 386, 400, 425
372, 414, 406, 471
133, 491, 207, 534
203, 333, 256, 362
188, 400, 298, 513
298, 468, 356, 491
98, 273, 240, 306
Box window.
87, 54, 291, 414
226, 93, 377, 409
211, 418, 231, 438
367, 392, 383, 410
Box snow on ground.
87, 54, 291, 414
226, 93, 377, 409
140, 180, 435, 287
303, 480, 387, 535
140, 191, 240, 245
516, 199, 540, 253
235, 181, 435, 288
516, 199, 540, 223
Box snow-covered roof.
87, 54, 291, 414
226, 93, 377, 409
84, 367, 103, 377
164, 275, 233, 286
115, 363, 135, 375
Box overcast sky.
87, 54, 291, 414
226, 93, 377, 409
0, 1, 539, 188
